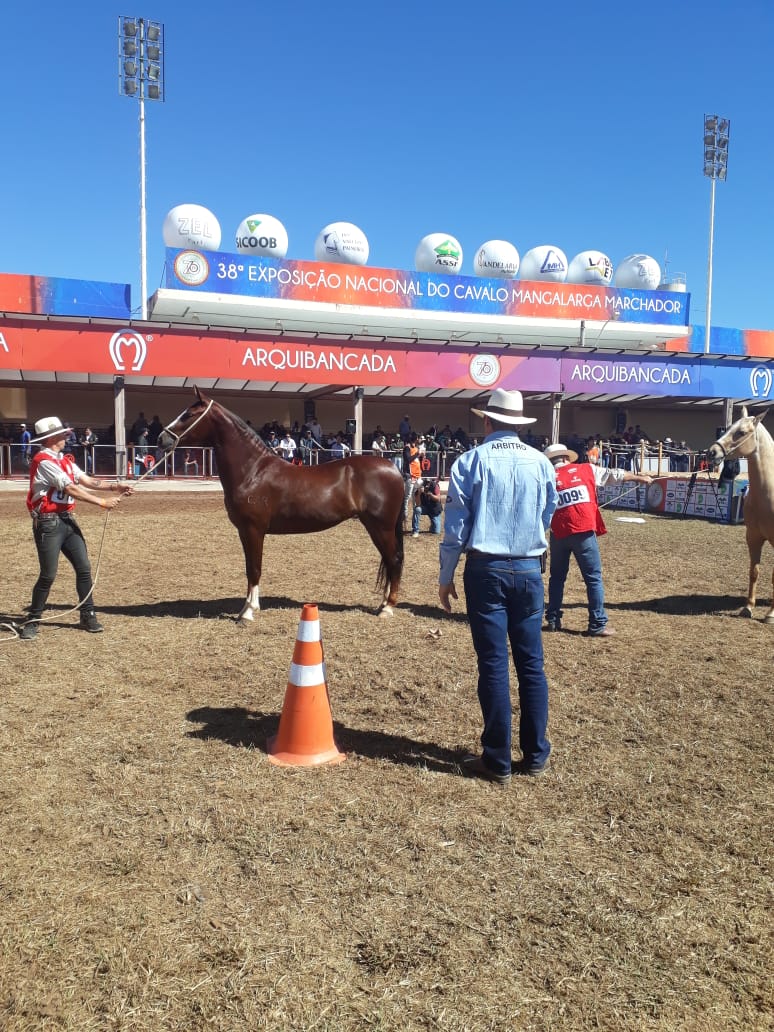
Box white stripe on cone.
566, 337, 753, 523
289, 661, 326, 687
296, 619, 321, 642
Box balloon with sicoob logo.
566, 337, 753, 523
415, 233, 464, 274
567, 250, 614, 285
473, 240, 520, 279
313, 222, 369, 265
520, 245, 568, 282
162, 203, 222, 251
235, 214, 289, 258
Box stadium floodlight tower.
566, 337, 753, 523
118, 16, 165, 321
703, 114, 730, 356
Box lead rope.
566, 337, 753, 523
2, 401, 215, 642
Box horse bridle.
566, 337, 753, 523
161, 399, 214, 452
712, 420, 759, 462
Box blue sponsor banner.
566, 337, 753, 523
163, 248, 690, 327
560, 354, 774, 401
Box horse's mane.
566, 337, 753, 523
213, 401, 273, 456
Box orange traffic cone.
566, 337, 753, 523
267, 604, 346, 767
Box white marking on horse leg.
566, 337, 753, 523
238, 586, 261, 622
377, 603, 394, 618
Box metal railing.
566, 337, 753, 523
1, 440, 739, 481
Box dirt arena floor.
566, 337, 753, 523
0, 492, 771, 1031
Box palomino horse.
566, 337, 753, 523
161, 390, 405, 621
707, 407, 773, 622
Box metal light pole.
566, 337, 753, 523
703, 114, 730, 355
118, 16, 165, 321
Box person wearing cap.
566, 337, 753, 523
544, 442, 653, 637
439, 388, 558, 784
18, 416, 133, 640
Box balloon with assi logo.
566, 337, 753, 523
520, 245, 568, 282
235, 214, 289, 258
473, 240, 520, 279
162, 204, 222, 251
415, 233, 464, 274
313, 222, 369, 265
567, 250, 614, 285
614, 254, 662, 290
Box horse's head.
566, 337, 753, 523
707, 406, 768, 467
160, 387, 215, 451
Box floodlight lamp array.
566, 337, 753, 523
702, 113, 730, 181
118, 16, 165, 102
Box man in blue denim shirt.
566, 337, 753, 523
439, 389, 558, 785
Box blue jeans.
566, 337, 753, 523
411, 506, 441, 534
28, 514, 95, 617
547, 531, 607, 633
463, 555, 550, 775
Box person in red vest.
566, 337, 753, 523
19, 416, 133, 640
544, 442, 652, 637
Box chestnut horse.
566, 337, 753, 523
707, 407, 773, 622
161, 390, 405, 620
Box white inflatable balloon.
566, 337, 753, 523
473, 240, 520, 279
235, 214, 288, 258
415, 233, 464, 274
520, 245, 567, 282
162, 204, 221, 251
614, 254, 661, 290
567, 250, 614, 286
314, 222, 369, 265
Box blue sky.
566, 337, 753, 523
1, 1, 771, 332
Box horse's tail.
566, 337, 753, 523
376, 505, 405, 595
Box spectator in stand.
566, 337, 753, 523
147, 415, 163, 446
265, 430, 281, 454
673, 441, 691, 473
130, 412, 148, 445
135, 428, 149, 458
78, 427, 98, 474
411, 478, 443, 537
308, 416, 323, 443
299, 429, 321, 465
399, 414, 412, 438
331, 433, 351, 459
586, 437, 601, 465
371, 433, 387, 456
277, 430, 297, 463
20, 423, 32, 469
183, 450, 199, 476
544, 443, 653, 637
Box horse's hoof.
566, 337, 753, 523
377, 605, 394, 618
738, 607, 754, 619
763, 614, 774, 624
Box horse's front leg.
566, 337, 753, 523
739, 533, 764, 619
236, 524, 266, 623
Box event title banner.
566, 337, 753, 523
164, 249, 690, 327
1, 322, 771, 401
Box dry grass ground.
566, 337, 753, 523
0, 493, 771, 1031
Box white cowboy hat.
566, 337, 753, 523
471, 388, 536, 426
31, 416, 68, 443
544, 443, 578, 463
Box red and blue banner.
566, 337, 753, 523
0, 272, 131, 320
0, 320, 771, 403
164, 248, 691, 327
